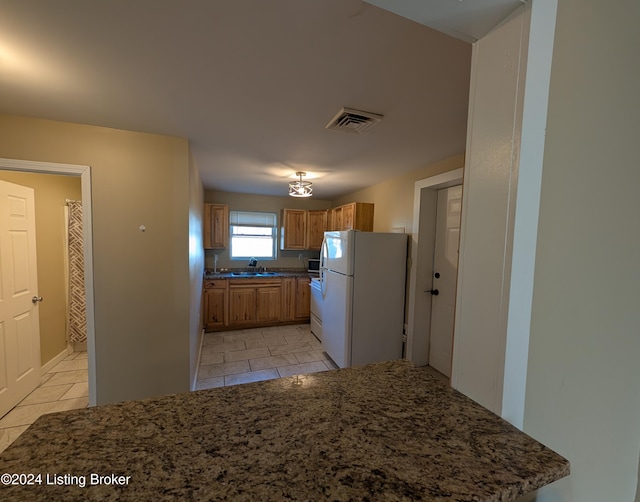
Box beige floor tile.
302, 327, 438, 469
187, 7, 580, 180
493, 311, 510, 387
224, 347, 270, 363
276, 364, 305, 378
50, 358, 89, 373
39, 373, 54, 385
295, 350, 328, 364
269, 341, 314, 356
0, 398, 87, 429
194, 323, 335, 389
202, 332, 226, 345
0, 425, 29, 455
277, 361, 329, 378
199, 352, 225, 365
60, 382, 89, 400
241, 327, 265, 334
298, 361, 330, 374
245, 334, 287, 349
72, 351, 88, 360
249, 354, 299, 371
41, 370, 88, 387
309, 340, 324, 351
17, 384, 73, 406
201, 340, 246, 354
224, 369, 279, 386
254, 325, 285, 334
197, 360, 250, 379
224, 331, 264, 343
195, 377, 224, 390
283, 332, 310, 343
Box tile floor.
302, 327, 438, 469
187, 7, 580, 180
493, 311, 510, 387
195, 323, 337, 390
0, 350, 89, 455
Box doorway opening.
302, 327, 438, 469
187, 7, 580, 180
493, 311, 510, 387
0, 158, 96, 407
406, 168, 463, 372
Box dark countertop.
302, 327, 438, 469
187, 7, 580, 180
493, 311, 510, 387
204, 269, 313, 280
0, 360, 569, 501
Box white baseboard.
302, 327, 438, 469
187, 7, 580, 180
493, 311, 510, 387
192, 328, 205, 391
41, 347, 72, 380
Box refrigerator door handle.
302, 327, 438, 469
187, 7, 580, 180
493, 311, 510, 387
320, 238, 328, 297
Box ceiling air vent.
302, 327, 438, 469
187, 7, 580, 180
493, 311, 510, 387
325, 107, 383, 134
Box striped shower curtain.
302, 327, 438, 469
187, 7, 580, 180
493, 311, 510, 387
67, 200, 87, 343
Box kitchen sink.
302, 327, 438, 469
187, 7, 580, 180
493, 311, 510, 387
231, 271, 277, 277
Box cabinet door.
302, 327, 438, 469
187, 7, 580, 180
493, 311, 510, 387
229, 288, 256, 325
281, 209, 307, 250
281, 278, 296, 321
354, 202, 375, 232
342, 203, 355, 230
256, 287, 282, 323
306, 210, 327, 250
204, 204, 229, 249
204, 289, 227, 329
295, 277, 311, 320
332, 207, 343, 231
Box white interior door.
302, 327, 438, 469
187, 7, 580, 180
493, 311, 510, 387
0, 180, 41, 418
428, 185, 462, 377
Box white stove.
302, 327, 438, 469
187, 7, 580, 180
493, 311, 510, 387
309, 277, 322, 341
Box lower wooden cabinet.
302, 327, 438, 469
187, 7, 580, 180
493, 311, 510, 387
256, 286, 282, 323
281, 278, 297, 322
229, 287, 256, 325
295, 277, 311, 320
205, 276, 310, 331
229, 279, 284, 327
203, 279, 228, 330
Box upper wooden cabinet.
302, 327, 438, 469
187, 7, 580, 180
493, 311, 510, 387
204, 203, 229, 249
306, 210, 328, 250
282, 203, 374, 250
281, 208, 332, 250
328, 202, 374, 232
280, 208, 308, 250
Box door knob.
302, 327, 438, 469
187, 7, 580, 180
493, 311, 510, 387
32, 296, 43, 304
426, 289, 439, 295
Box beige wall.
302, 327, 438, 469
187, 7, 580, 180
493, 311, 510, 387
205, 190, 331, 270
332, 154, 465, 233
524, 0, 640, 499
0, 171, 81, 365
0, 114, 194, 405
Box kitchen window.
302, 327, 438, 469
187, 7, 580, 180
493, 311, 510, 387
229, 211, 277, 260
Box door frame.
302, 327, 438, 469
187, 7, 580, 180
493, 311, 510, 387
0, 158, 96, 407
406, 167, 463, 366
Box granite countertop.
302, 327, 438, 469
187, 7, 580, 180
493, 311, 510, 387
0, 361, 569, 501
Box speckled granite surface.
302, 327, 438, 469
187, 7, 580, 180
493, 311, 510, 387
0, 361, 568, 501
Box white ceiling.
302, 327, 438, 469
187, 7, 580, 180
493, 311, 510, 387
0, 1, 520, 199
364, 0, 524, 43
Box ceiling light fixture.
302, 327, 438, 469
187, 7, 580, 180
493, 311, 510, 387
288, 171, 313, 198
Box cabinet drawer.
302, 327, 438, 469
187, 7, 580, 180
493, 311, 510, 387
204, 279, 227, 289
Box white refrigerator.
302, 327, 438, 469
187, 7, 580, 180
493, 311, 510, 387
320, 230, 407, 368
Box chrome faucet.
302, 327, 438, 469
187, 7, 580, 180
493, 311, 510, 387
248, 257, 258, 268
